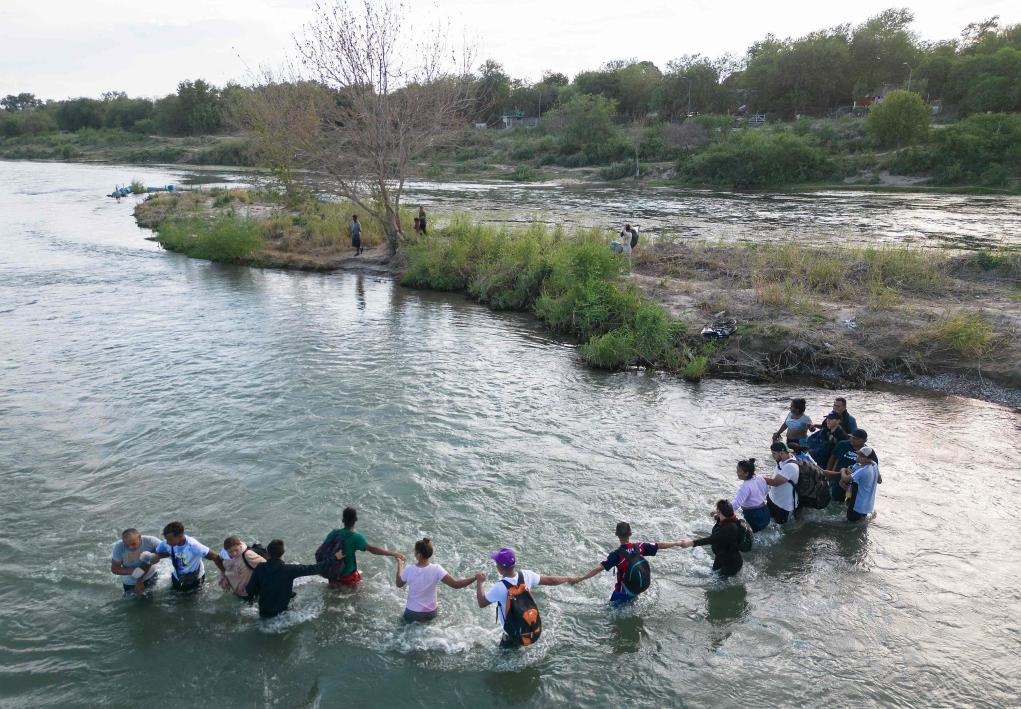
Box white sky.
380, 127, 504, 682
1, 0, 1018, 100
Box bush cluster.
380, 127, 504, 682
401, 219, 695, 372
677, 130, 839, 188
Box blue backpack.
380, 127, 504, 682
620, 545, 651, 595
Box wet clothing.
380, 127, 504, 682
328, 570, 362, 588
783, 413, 813, 443
692, 518, 743, 576
767, 496, 795, 525
742, 504, 772, 532
111, 535, 160, 587
321, 528, 368, 579
828, 442, 879, 505
245, 558, 325, 618
807, 425, 847, 469
848, 463, 879, 518
767, 458, 800, 513
600, 543, 658, 598
156, 535, 210, 587
402, 608, 437, 623
220, 546, 265, 597
733, 476, 768, 513
400, 563, 448, 614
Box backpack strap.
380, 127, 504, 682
242, 549, 258, 571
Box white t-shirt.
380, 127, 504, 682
484, 569, 540, 626
768, 458, 800, 512
400, 563, 448, 613
155, 536, 210, 579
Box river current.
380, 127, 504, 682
1, 161, 1019, 708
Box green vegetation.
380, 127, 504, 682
401, 219, 695, 371
907, 310, 995, 358
156, 215, 265, 263
890, 113, 1021, 186
128, 179, 145, 195
866, 90, 931, 147
678, 131, 838, 188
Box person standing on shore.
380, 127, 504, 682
110, 528, 161, 597
349, 214, 363, 256
619, 223, 634, 275
418, 207, 427, 236
317, 507, 404, 589
394, 537, 478, 622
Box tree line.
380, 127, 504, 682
2, 8, 1019, 141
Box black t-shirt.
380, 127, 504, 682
829, 441, 878, 471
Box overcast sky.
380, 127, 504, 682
2, 0, 1018, 100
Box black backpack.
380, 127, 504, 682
794, 458, 833, 509
630, 227, 639, 249
500, 572, 542, 647
619, 545, 651, 595
243, 542, 268, 570
736, 520, 754, 552
314, 529, 349, 579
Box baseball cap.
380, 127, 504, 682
490, 547, 516, 567
858, 445, 874, 457
770, 441, 789, 452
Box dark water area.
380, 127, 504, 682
1, 161, 1020, 708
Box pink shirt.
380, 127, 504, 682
400, 563, 448, 612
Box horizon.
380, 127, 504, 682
2, 0, 1018, 102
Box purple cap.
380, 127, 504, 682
490, 547, 516, 567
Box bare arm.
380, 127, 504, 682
774, 421, 788, 440
656, 541, 688, 550
110, 560, 132, 576
538, 575, 572, 586
206, 549, 226, 574
571, 564, 605, 584
475, 575, 491, 608
441, 574, 475, 590
395, 558, 406, 588
366, 544, 405, 562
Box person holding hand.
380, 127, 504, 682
395, 537, 477, 622
677, 499, 744, 577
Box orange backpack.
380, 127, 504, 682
500, 572, 542, 646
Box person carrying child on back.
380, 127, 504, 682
570, 522, 687, 604
475, 547, 574, 648
316, 507, 404, 588
218, 536, 266, 599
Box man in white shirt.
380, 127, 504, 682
110, 528, 161, 597
764, 441, 800, 524
475, 547, 573, 648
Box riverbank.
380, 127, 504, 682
134, 190, 1021, 408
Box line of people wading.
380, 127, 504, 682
110, 395, 879, 649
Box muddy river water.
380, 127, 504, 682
1, 161, 1019, 707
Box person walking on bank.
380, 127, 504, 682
619, 223, 634, 275
110, 528, 161, 597
316, 507, 404, 589
395, 537, 478, 622
417, 207, 427, 236
764, 442, 800, 525
349, 214, 363, 256
570, 522, 687, 605
678, 499, 745, 577
244, 539, 327, 618
732, 459, 771, 532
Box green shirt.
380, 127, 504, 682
325, 529, 368, 577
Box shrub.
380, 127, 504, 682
129, 179, 145, 194
907, 310, 995, 358
865, 90, 931, 148
678, 130, 837, 188
682, 354, 709, 382
599, 160, 637, 180
156, 215, 264, 262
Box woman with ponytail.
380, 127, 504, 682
732, 458, 771, 532
395, 537, 479, 622
679, 499, 744, 576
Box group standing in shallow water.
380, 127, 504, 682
110, 395, 879, 647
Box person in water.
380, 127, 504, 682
823, 428, 881, 502
244, 539, 326, 618
773, 397, 812, 445
842, 446, 880, 522
570, 522, 687, 604
806, 413, 847, 469
476, 547, 573, 647
764, 441, 800, 524
320, 507, 404, 588
349, 214, 363, 256
154, 521, 225, 592
830, 396, 857, 436
111, 528, 161, 597
732, 458, 771, 532
395, 537, 478, 622
678, 499, 744, 576
218, 536, 266, 599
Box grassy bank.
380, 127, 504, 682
401, 219, 705, 373
136, 188, 387, 267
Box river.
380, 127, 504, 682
1, 160, 1019, 708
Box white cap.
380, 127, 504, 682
858, 445, 874, 457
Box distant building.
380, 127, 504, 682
501, 110, 539, 129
